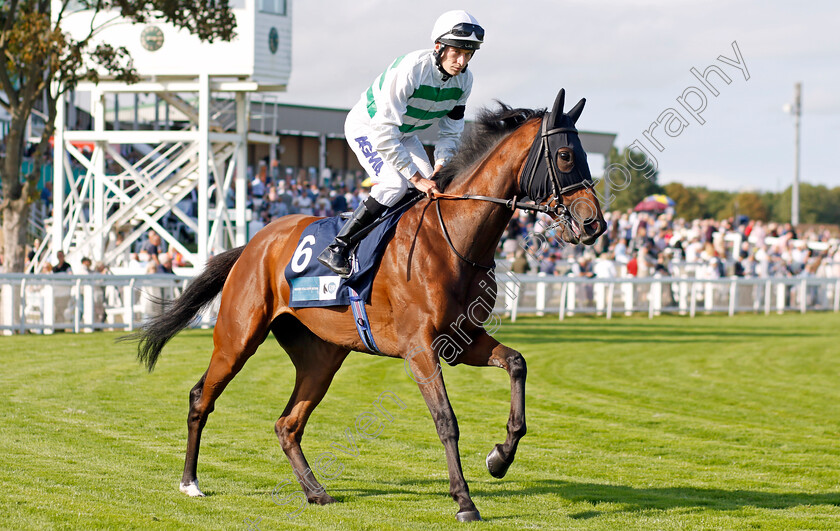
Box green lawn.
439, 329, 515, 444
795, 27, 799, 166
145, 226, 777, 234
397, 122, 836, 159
2, 313, 839, 530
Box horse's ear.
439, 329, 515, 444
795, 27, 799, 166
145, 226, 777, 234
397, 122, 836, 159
568, 98, 586, 124
550, 88, 566, 125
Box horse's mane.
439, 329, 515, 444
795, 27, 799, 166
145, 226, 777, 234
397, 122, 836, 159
434, 102, 546, 192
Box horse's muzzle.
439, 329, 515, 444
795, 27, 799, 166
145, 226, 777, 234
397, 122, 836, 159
579, 217, 605, 246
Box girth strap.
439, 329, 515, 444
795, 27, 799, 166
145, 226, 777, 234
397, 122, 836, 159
348, 287, 381, 353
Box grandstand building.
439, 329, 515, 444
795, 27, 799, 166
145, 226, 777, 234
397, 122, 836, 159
26, 0, 615, 273
101, 97, 617, 189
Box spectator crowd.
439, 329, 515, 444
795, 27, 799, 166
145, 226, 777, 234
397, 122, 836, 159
500, 208, 840, 281
11, 164, 840, 283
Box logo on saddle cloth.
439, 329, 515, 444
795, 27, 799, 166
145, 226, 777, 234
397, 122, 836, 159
355, 136, 384, 177
284, 199, 416, 308
290, 275, 341, 302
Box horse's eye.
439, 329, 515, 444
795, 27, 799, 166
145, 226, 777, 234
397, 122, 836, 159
559, 151, 571, 161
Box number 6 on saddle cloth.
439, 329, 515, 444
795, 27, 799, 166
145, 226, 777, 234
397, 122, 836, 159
284, 191, 423, 309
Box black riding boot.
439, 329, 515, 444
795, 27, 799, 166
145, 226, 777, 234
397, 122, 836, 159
318, 196, 386, 278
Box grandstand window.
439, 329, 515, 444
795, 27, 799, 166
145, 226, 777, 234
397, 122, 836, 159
260, 0, 287, 15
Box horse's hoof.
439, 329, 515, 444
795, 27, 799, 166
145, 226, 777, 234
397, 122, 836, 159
311, 494, 337, 505
486, 444, 512, 479
179, 481, 205, 497
456, 509, 482, 522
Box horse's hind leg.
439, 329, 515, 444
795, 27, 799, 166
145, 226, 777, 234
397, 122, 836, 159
180, 316, 269, 496
271, 315, 349, 505
457, 333, 527, 480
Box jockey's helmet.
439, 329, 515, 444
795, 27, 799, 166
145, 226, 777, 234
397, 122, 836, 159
431, 10, 484, 51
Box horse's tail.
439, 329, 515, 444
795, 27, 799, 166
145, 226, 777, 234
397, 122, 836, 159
125, 246, 246, 372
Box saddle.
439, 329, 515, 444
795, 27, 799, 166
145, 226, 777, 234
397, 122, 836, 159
283, 191, 424, 308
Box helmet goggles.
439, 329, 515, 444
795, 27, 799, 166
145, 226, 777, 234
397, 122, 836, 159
446, 22, 484, 41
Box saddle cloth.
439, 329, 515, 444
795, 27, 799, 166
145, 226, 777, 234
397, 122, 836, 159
284, 199, 416, 308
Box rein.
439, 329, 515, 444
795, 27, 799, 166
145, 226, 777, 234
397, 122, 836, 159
432, 192, 567, 216
431, 112, 582, 270
421, 93, 596, 270
434, 199, 495, 270
432, 192, 575, 271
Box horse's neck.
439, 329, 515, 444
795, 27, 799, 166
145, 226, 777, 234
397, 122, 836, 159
442, 121, 537, 262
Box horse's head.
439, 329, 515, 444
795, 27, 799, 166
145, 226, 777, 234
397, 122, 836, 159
519, 89, 606, 245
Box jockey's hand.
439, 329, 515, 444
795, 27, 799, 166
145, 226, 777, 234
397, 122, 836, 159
410, 173, 441, 198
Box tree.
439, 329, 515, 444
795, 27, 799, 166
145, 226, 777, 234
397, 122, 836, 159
727, 191, 768, 221
827, 187, 840, 225
663, 182, 705, 220
760, 190, 781, 222
1, 0, 236, 272
694, 188, 733, 220
598, 145, 663, 212
777, 183, 835, 225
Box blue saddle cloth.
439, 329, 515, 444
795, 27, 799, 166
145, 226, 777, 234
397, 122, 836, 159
284, 199, 417, 308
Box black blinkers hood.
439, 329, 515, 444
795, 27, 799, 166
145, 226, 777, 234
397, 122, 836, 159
519, 89, 593, 203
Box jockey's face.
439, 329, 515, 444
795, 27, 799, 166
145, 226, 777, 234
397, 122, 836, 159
436, 44, 474, 76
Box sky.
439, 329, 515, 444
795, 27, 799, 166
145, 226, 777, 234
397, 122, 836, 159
278, 0, 840, 193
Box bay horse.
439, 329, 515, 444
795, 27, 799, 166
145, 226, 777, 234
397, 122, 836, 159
131, 89, 605, 522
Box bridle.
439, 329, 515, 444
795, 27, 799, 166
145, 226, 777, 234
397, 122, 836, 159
434, 102, 593, 269
519, 111, 594, 202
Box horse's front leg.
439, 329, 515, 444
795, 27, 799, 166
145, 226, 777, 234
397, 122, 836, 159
405, 350, 481, 522
457, 333, 527, 479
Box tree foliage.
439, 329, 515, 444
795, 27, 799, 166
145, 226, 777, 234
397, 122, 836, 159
0, 0, 236, 271
663, 182, 705, 220
728, 192, 768, 221
777, 183, 839, 225
603, 146, 839, 227
598, 146, 664, 212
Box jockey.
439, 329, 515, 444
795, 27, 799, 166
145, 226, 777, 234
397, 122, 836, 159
318, 10, 484, 278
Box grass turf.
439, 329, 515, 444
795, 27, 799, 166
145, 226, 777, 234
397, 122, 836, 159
1, 312, 839, 530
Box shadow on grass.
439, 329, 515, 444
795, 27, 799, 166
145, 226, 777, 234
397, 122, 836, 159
339, 478, 840, 514
486, 481, 840, 520
498, 322, 817, 345
487, 480, 840, 513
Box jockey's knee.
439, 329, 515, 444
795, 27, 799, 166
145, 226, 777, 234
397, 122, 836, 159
371, 179, 409, 207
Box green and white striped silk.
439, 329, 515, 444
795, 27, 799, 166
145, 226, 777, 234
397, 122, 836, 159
364, 51, 469, 134
354, 49, 472, 179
